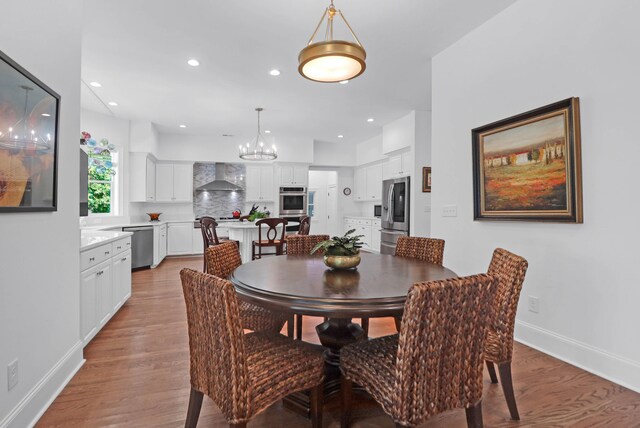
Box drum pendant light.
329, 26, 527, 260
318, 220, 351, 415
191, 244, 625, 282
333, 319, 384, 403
298, 0, 366, 83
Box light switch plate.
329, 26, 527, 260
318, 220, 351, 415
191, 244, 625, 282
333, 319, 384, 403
442, 205, 458, 217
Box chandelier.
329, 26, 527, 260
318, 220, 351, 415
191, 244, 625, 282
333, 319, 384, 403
239, 108, 277, 161
298, 0, 366, 83
0, 85, 52, 151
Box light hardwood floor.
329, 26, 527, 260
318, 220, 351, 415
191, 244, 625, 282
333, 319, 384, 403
37, 257, 640, 427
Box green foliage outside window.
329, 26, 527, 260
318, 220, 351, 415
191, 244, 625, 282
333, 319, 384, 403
88, 155, 114, 214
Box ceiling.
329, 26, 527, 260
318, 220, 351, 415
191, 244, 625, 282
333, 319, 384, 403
81, 0, 515, 145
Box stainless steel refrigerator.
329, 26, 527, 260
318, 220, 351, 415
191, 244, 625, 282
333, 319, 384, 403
381, 176, 410, 255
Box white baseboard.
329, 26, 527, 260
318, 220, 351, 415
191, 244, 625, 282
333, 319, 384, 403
0, 341, 85, 428
515, 320, 640, 393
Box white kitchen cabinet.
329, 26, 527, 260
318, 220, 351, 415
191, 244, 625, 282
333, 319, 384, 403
80, 238, 133, 346
355, 163, 383, 202
167, 222, 194, 255
246, 165, 275, 201
383, 150, 413, 179
366, 164, 383, 200
354, 167, 367, 201
343, 217, 380, 253
130, 152, 156, 202
371, 219, 381, 252
192, 227, 204, 254
156, 163, 193, 202
279, 164, 309, 186
112, 250, 132, 312
153, 224, 167, 267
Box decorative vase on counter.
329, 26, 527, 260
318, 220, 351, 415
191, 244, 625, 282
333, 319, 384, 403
323, 252, 361, 270
147, 213, 162, 221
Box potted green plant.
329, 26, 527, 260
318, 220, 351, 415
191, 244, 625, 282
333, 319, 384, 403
311, 229, 364, 269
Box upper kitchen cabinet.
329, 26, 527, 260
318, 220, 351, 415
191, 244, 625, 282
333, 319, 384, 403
383, 150, 413, 179
355, 162, 383, 202
245, 165, 275, 201
156, 162, 193, 202
382, 111, 415, 154
279, 164, 308, 186
130, 152, 157, 202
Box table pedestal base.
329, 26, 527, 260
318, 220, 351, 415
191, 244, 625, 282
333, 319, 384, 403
282, 317, 366, 417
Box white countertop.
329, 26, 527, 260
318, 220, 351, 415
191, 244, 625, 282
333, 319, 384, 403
81, 230, 133, 252
226, 221, 299, 229
80, 219, 195, 231
344, 216, 382, 221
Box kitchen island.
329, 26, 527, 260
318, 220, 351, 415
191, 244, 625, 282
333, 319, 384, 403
226, 220, 299, 263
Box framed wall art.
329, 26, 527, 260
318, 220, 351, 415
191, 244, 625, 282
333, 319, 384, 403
422, 167, 431, 192
0, 49, 60, 212
472, 97, 582, 222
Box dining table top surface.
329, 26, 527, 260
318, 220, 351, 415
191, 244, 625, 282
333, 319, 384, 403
229, 252, 458, 317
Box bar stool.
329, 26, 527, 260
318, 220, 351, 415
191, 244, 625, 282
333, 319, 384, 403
199, 216, 238, 271
252, 218, 288, 260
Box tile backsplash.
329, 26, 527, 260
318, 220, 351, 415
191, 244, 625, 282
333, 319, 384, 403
193, 163, 246, 218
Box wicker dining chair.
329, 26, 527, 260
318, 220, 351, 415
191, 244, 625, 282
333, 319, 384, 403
180, 268, 325, 428
484, 248, 529, 421
358, 236, 446, 335
340, 274, 498, 428
205, 242, 291, 336
285, 235, 330, 340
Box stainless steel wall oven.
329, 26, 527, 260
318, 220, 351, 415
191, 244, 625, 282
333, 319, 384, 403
279, 186, 308, 216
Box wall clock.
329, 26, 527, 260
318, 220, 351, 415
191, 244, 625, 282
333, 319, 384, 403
343, 187, 352, 196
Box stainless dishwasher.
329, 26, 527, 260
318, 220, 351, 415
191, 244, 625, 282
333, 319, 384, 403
122, 226, 154, 269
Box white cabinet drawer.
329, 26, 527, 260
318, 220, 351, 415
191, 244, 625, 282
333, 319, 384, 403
111, 236, 131, 256
356, 219, 371, 226
372, 219, 381, 228
345, 218, 357, 225
81, 244, 110, 271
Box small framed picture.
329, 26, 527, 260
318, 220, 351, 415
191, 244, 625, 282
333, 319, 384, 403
422, 167, 431, 193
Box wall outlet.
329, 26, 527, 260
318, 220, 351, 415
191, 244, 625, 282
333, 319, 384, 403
442, 205, 458, 217
528, 296, 540, 314
7, 359, 18, 391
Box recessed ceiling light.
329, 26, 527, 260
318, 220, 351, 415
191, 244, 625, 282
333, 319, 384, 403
41, 113, 50, 117
269, 69, 281, 76
187, 59, 200, 67
89, 81, 102, 88
265, 130, 271, 134
367, 118, 374, 122
337, 135, 344, 138
179, 124, 187, 128
339, 80, 349, 85
108, 101, 118, 106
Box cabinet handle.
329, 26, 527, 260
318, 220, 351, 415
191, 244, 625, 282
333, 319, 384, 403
89, 257, 95, 262
122, 257, 127, 262
127, 242, 131, 246
117, 246, 122, 250
105, 251, 110, 255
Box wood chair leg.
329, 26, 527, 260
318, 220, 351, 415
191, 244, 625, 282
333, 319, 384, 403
361, 318, 369, 337
296, 314, 303, 340
251, 243, 256, 260
394, 316, 401, 332
229, 423, 246, 428
185, 387, 203, 428
341, 376, 353, 428
287, 315, 295, 338
310, 383, 323, 428
498, 361, 520, 420
486, 360, 498, 383
465, 400, 483, 428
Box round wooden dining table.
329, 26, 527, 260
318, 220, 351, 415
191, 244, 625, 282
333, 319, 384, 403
230, 251, 458, 416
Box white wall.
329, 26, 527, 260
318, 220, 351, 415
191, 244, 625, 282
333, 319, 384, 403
129, 120, 159, 156
411, 110, 431, 237
80, 109, 131, 224
355, 135, 385, 166
0, 1, 84, 426
313, 140, 356, 167
159, 133, 314, 164
431, 0, 640, 391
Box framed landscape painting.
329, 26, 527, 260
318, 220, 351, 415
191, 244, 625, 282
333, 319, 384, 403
422, 167, 431, 192
472, 98, 583, 222
0, 49, 60, 212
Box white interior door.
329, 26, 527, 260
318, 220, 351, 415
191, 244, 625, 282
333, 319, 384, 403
327, 185, 338, 237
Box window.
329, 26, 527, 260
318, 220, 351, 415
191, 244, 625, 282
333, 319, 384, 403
85, 135, 118, 215
308, 190, 316, 217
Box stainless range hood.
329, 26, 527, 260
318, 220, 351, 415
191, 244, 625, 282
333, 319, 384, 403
196, 163, 244, 192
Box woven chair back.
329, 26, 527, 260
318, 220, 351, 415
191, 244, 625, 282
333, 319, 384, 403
286, 235, 330, 255
395, 273, 497, 421
179, 268, 249, 419
205, 241, 242, 278
485, 248, 528, 363
395, 236, 445, 265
